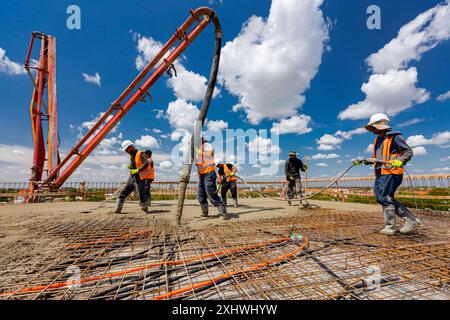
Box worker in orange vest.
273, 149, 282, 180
114, 140, 153, 214
144, 149, 155, 206
217, 162, 239, 207
195, 138, 230, 220
354, 113, 421, 235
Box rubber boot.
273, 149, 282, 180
395, 203, 417, 221
395, 203, 422, 234
140, 199, 151, 214
217, 203, 230, 220
379, 205, 397, 235
288, 200, 292, 206
200, 203, 209, 217
233, 198, 238, 208
114, 198, 125, 214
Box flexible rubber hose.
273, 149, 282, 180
176, 16, 222, 226
235, 164, 356, 203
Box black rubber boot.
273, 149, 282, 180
114, 198, 125, 214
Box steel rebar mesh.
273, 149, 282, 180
0, 209, 448, 300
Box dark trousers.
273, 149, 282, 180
374, 174, 403, 206
221, 180, 238, 201
198, 171, 223, 207
287, 177, 302, 199
118, 175, 150, 206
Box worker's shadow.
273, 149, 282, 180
229, 206, 285, 217
148, 209, 171, 214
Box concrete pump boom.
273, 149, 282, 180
26, 7, 222, 196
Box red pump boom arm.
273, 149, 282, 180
37, 7, 222, 190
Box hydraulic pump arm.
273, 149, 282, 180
43, 7, 222, 189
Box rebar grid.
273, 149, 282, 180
0, 210, 448, 300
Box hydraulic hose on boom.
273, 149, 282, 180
26, 7, 222, 193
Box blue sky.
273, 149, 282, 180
0, 0, 449, 182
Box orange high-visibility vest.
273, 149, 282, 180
135, 151, 155, 180
373, 135, 404, 175
196, 144, 215, 175
222, 164, 237, 182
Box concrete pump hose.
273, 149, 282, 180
236, 164, 356, 203
176, 14, 222, 226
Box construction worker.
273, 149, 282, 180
217, 162, 239, 207
195, 138, 230, 220
114, 141, 153, 214
285, 151, 308, 206
143, 150, 155, 206
354, 113, 421, 235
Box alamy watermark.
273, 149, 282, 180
67, 5, 81, 30
367, 5, 381, 30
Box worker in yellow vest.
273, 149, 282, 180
195, 138, 230, 220
144, 149, 155, 207
217, 162, 238, 207
354, 113, 421, 235
114, 140, 153, 214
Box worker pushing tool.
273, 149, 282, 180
285, 151, 308, 206
354, 113, 422, 235
217, 161, 239, 207
195, 138, 230, 220
114, 140, 154, 214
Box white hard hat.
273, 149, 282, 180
365, 113, 391, 131
369, 113, 390, 124
121, 140, 134, 151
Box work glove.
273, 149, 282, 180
391, 160, 403, 168
353, 160, 362, 166
303, 164, 308, 171
130, 168, 139, 175
229, 172, 235, 177
289, 176, 295, 181
127, 164, 132, 169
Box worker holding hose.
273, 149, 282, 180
217, 161, 239, 207
354, 113, 421, 235
195, 138, 230, 220
285, 151, 308, 206
113, 140, 153, 214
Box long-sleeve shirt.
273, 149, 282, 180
130, 149, 149, 175
285, 157, 305, 179
374, 130, 413, 175
374, 131, 413, 164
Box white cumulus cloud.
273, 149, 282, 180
207, 120, 228, 132
134, 135, 160, 149
437, 90, 450, 101
311, 153, 339, 160
0, 48, 26, 75
219, 0, 329, 124
82, 72, 101, 86
339, 68, 429, 120
406, 131, 450, 147
412, 146, 427, 156
166, 99, 200, 132
271, 114, 312, 135
134, 34, 219, 102
339, 1, 450, 120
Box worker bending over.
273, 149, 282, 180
354, 113, 421, 235
195, 138, 230, 220
217, 162, 239, 207
114, 141, 153, 214
144, 150, 155, 207
285, 151, 308, 206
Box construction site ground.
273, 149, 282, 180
0, 198, 448, 300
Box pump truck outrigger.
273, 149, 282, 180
23, 7, 222, 202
